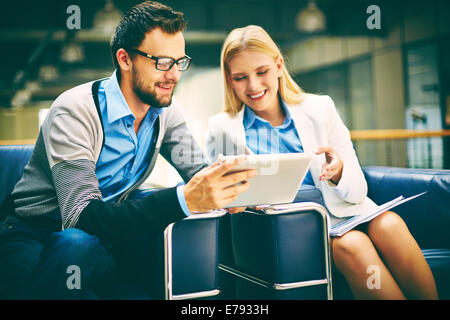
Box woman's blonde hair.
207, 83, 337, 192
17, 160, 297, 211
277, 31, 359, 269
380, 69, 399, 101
221, 25, 305, 116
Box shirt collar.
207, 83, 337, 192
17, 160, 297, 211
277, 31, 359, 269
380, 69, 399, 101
243, 105, 257, 130
104, 70, 164, 124
104, 70, 134, 124
243, 99, 292, 130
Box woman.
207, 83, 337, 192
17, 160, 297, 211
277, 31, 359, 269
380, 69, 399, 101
206, 25, 438, 299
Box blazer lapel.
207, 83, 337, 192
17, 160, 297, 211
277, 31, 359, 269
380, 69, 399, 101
227, 109, 254, 155
287, 102, 323, 187
287, 103, 315, 153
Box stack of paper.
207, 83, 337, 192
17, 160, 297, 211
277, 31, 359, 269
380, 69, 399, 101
330, 192, 427, 237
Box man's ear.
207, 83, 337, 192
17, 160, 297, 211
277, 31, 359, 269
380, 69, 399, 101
116, 48, 132, 72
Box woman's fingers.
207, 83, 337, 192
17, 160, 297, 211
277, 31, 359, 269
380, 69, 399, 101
320, 165, 338, 181
316, 146, 343, 182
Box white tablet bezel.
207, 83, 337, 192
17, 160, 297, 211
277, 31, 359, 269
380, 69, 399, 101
219, 152, 314, 208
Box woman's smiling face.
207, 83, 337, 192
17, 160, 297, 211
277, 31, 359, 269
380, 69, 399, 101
227, 49, 283, 117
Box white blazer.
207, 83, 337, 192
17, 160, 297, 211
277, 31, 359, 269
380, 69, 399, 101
206, 94, 377, 218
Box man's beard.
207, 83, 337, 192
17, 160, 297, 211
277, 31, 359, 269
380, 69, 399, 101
132, 68, 176, 108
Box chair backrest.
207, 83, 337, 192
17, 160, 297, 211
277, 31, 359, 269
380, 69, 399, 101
0, 144, 34, 206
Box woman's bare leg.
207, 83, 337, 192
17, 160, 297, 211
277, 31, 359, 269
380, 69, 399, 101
367, 211, 438, 300
332, 230, 405, 299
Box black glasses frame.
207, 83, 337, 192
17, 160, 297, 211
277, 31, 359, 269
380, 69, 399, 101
128, 49, 192, 71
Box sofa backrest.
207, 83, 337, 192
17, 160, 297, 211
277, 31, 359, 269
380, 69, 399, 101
1, 144, 449, 250
0, 144, 34, 207
363, 166, 450, 249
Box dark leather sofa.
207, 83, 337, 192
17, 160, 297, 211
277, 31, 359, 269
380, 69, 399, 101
1, 144, 449, 299
219, 166, 450, 299
359, 166, 450, 299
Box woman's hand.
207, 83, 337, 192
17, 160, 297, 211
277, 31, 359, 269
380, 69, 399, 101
314, 146, 344, 184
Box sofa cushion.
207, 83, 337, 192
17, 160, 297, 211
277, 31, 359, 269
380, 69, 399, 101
422, 249, 450, 299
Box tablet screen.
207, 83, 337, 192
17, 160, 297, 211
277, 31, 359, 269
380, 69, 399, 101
219, 152, 314, 207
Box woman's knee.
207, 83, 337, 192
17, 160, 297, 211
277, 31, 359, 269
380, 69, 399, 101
332, 230, 373, 264
368, 211, 408, 241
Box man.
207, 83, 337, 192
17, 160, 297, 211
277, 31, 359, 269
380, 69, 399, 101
0, 1, 255, 299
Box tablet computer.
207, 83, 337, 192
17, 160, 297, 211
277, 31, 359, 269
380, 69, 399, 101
220, 152, 314, 208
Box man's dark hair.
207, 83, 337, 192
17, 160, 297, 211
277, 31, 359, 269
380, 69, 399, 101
110, 1, 186, 75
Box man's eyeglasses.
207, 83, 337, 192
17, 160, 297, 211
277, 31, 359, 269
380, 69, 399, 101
129, 49, 192, 71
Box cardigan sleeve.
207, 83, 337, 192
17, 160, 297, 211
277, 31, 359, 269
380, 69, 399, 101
43, 96, 186, 242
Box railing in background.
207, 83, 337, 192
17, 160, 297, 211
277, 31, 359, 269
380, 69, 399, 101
2, 129, 450, 169
0, 139, 36, 145
351, 129, 450, 169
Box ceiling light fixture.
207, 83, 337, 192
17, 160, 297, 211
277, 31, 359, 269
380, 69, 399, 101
60, 39, 85, 63
296, 0, 326, 33
93, 0, 123, 36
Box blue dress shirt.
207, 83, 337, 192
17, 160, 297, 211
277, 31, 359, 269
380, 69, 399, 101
243, 101, 315, 186
96, 70, 191, 215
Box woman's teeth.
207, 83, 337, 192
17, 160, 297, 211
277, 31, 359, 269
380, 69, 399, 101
249, 91, 265, 99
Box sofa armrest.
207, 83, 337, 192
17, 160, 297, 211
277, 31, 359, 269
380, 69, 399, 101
164, 211, 226, 300
363, 166, 450, 249
129, 187, 225, 300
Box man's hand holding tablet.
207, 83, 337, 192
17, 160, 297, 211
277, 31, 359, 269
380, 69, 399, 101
209, 153, 314, 212
184, 154, 257, 213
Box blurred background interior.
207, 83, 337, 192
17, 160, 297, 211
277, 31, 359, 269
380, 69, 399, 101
1, 0, 449, 187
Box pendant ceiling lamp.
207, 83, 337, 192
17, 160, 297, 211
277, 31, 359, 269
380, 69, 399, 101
93, 0, 123, 36
296, 0, 326, 32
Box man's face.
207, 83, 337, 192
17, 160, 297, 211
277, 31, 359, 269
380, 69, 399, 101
131, 28, 185, 108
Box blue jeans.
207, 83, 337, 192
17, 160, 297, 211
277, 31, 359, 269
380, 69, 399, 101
0, 216, 154, 299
